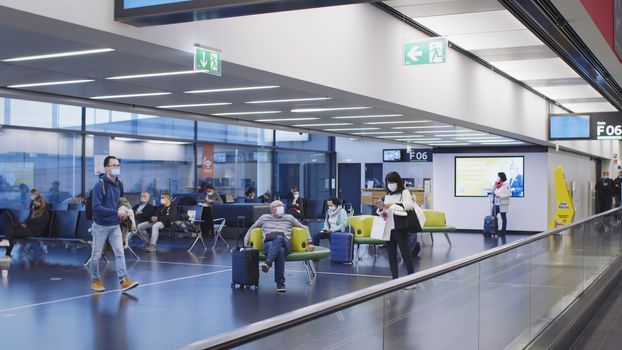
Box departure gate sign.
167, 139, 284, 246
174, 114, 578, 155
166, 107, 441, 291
549, 112, 622, 141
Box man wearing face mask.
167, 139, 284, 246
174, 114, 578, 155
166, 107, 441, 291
199, 184, 223, 205
243, 200, 315, 293
312, 198, 348, 246
137, 192, 177, 252
132, 191, 155, 225
89, 156, 139, 293
596, 171, 615, 213
287, 189, 305, 221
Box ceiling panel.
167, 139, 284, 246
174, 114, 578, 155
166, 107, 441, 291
414, 10, 524, 34
385, 0, 504, 18
0, 25, 94, 59
446, 30, 544, 50
532, 84, 602, 99
561, 102, 617, 113
490, 58, 581, 80
470, 45, 557, 62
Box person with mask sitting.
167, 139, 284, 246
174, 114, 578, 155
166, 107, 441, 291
287, 189, 305, 221
132, 191, 155, 225
136, 193, 177, 252
2, 195, 50, 262
199, 184, 223, 205
243, 200, 315, 293
312, 198, 348, 246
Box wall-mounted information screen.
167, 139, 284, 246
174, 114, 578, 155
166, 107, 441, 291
549, 115, 591, 140
455, 156, 524, 197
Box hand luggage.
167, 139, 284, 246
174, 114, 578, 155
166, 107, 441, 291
483, 194, 498, 236
330, 232, 353, 263
231, 233, 259, 289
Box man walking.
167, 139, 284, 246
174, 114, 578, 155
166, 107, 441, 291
89, 155, 139, 292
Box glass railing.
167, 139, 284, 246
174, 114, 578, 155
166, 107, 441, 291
179, 208, 622, 350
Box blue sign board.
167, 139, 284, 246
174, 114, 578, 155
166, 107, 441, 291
124, 0, 192, 9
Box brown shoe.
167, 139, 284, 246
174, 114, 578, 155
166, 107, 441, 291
120, 277, 139, 292
91, 279, 105, 292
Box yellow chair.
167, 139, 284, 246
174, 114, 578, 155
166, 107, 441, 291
247, 226, 330, 284
349, 215, 385, 261
421, 210, 455, 245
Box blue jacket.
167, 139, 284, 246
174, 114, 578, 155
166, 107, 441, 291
323, 207, 348, 232
92, 173, 122, 226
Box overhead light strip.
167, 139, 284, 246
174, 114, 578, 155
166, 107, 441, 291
212, 111, 281, 116
365, 121, 429, 125
333, 114, 404, 119
91, 92, 171, 99
7, 79, 94, 88
2, 48, 115, 62
107, 70, 198, 80
351, 131, 405, 135
417, 130, 474, 134
392, 125, 453, 129
378, 135, 424, 138
256, 118, 320, 122
246, 97, 332, 104
157, 102, 232, 108
185, 86, 280, 94
293, 123, 353, 127
292, 107, 371, 113
324, 127, 380, 131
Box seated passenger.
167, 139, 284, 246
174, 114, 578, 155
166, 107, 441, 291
27, 188, 41, 211
287, 189, 305, 221
62, 193, 85, 205
243, 200, 315, 293
312, 198, 348, 246
199, 184, 223, 205
133, 191, 155, 225
1, 195, 50, 262
136, 193, 177, 252
245, 187, 256, 200
260, 191, 271, 203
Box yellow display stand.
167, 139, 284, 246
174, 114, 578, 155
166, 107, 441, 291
550, 165, 575, 229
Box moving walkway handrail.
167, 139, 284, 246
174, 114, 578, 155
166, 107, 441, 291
179, 208, 621, 350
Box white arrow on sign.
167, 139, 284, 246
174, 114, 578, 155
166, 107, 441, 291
407, 46, 423, 62
200, 51, 208, 68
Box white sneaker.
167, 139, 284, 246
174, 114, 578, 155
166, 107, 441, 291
0, 239, 9, 247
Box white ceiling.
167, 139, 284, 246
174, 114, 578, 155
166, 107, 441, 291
384, 0, 618, 113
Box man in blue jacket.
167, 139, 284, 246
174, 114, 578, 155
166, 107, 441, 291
90, 156, 139, 293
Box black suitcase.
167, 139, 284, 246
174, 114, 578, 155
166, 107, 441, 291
483, 194, 498, 236
231, 247, 259, 290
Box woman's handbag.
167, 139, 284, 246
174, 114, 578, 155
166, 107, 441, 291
393, 208, 422, 232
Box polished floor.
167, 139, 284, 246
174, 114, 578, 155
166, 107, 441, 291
0, 231, 525, 350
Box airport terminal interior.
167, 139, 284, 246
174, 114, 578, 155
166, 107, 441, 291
1, 0, 622, 349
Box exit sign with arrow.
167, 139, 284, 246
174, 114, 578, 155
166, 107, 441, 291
194, 45, 221, 76
403, 37, 448, 66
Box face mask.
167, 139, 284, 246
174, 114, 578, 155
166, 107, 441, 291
30, 195, 37, 201
293, 193, 299, 199
141, 197, 149, 203
160, 199, 167, 205
328, 205, 336, 211
275, 206, 285, 216
111, 168, 121, 177
33, 203, 40, 208
387, 183, 397, 192
207, 191, 214, 196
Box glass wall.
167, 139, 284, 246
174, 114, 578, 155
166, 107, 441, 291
0, 97, 334, 212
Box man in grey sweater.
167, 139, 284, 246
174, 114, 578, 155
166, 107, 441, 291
244, 200, 315, 293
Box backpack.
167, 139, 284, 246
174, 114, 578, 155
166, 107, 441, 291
85, 179, 124, 220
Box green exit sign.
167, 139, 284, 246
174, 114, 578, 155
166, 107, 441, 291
403, 37, 448, 66
194, 45, 221, 76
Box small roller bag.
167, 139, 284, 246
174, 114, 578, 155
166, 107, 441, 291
330, 232, 353, 263
483, 194, 498, 236
231, 235, 259, 289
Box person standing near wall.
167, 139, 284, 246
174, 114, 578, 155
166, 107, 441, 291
596, 171, 615, 213
493, 172, 511, 237
614, 171, 622, 208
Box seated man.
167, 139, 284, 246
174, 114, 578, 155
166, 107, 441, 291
198, 184, 223, 205
1, 195, 50, 261
136, 193, 177, 252
313, 197, 348, 246
132, 191, 156, 225
243, 200, 315, 293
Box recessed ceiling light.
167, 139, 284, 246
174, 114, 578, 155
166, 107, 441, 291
324, 127, 380, 131
427, 143, 471, 146
7, 79, 94, 88
185, 86, 279, 94
107, 70, 198, 80
417, 130, 474, 134
292, 107, 371, 113
416, 140, 457, 143
453, 137, 506, 141
392, 125, 453, 129
156, 102, 232, 108
293, 123, 353, 127
256, 118, 320, 122
365, 121, 428, 125
478, 140, 522, 143
396, 138, 441, 141
378, 135, 424, 138
449, 134, 491, 138
2, 48, 115, 62
91, 92, 171, 99
333, 114, 404, 119
147, 140, 190, 145
212, 111, 281, 116
351, 131, 405, 135
246, 97, 332, 104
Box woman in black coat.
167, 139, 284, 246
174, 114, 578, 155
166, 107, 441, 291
2, 195, 50, 260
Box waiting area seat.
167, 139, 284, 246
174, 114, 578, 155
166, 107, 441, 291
248, 227, 330, 284
421, 210, 455, 246
349, 215, 385, 262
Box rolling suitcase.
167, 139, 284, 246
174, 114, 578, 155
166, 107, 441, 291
483, 194, 498, 236
231, 235, 259, 289
330, 232, 353, 263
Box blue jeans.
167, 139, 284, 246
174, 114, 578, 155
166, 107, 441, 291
263, 235, 291, 284
90, 222, 128, 282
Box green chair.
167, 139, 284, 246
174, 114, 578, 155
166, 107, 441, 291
248, 226, 330, 284
421, 210, 455, 246
350, 215, 385, 262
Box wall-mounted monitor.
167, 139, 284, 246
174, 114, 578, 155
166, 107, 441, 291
383, 149, 403, 162
549, 114, 591, 140
455, 156, 524, 197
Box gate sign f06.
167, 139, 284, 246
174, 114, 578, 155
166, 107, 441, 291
403, 37, 448, 66
194, 45, 221, 76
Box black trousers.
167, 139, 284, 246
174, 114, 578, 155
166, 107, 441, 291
4, 223, 32, 256
388, 228, 414, 279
